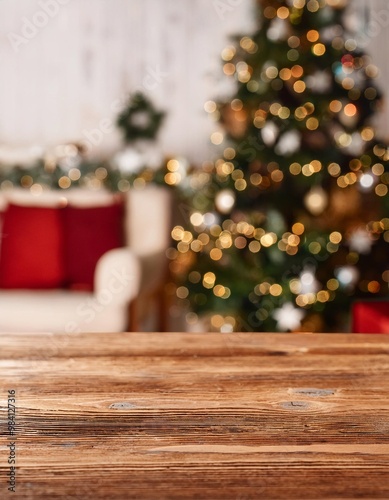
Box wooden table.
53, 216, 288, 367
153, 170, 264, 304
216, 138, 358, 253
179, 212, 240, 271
1, 332, 389, 499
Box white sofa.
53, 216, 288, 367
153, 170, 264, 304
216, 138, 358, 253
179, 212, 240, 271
0, 185, 171, 333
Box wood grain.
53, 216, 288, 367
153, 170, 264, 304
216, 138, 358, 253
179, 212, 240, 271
1, 332, 389, 499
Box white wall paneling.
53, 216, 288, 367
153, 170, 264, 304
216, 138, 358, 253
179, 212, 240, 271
351, 0, 389, 138
0, 0, 255, 164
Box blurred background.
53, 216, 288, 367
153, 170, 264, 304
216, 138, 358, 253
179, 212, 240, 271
0, 0, 388, 334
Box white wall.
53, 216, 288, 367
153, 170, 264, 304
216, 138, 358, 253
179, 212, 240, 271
349, 0, 389, 138
0, 0, 255, 165
0, 0, 388, 165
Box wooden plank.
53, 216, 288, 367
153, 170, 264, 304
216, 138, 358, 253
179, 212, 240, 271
0, 333, 389, 359
1, 331, 389, 357
1, 332, 389, 498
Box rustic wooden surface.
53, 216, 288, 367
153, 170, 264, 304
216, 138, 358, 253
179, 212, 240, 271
1, 332, 389, 499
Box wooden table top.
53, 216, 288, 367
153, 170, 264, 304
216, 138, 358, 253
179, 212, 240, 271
1, 332, 389, 499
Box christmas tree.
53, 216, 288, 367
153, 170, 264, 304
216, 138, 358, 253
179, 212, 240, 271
172, 0, 389, 332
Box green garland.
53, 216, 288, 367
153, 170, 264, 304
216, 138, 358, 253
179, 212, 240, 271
0, 159, 171, 192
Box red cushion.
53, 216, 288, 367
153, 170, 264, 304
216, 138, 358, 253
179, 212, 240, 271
0, 204, 65, 289
352, 302, 389, 333
63, 203, 124, 290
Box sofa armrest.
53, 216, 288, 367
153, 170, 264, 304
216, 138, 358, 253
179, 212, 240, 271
94, 248, 141, 306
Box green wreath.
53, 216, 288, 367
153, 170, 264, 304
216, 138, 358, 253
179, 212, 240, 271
116, 92, 165, 144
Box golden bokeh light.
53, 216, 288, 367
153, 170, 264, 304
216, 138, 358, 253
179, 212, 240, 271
307, 30, 319, 42
58, 176, 71, 189
291, 65, 304, 78
312, 43, 326, 56
292, 223, 305, 235
329, 99, 343, 113
289, 162, 302, 175
221, 46, 235, 61
277, 6, 289, 19
204, 101, 217, 113
306, 117, 319, 130
279, 68, 292, 80
344, 103, 357, 117
293, 80, 306, 93
329, 232, 342, 244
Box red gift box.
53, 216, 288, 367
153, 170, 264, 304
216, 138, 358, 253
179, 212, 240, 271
352, 301, 389, 333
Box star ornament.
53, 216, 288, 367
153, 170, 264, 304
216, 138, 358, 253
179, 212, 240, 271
272, 302, 305, 332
